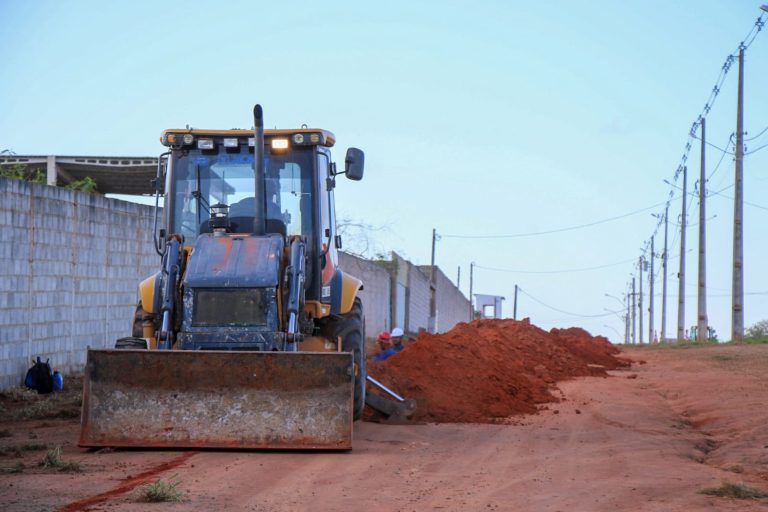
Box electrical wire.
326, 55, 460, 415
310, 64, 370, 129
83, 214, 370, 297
441, 199, 673, 239
707, 133, 735, 181
692, 135, 735, 155
747, 141, 768, 155
517, 287, 621, 318
474, 257, 637, 275
640, 13, 766, 248
746, 124, 768, 141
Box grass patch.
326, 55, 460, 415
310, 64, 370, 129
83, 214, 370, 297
0, 462, 24, 474
736, 337, 768, 345
1, 390, 83, 421
0, 387, 38, 401
140, 475, 185, 502
0, 445, 22, 457
0, 443, 46, 457
39, 446, 83, 472
700, 482, 768, 499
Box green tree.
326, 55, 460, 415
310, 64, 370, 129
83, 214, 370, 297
65, 176, 98, 193
0, 163, 45, 184
745, 319, 768, 342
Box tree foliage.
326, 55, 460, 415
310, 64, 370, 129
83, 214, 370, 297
745, 319, 768, 340
0, 163, 46, 184
65, 176, 98, 193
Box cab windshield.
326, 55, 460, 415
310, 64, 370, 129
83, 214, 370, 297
170, 146, 314, 245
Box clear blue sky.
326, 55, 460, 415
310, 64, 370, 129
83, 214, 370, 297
1, 1, 767, 341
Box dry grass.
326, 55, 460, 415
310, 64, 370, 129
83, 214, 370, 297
39, 446, 83, 472
0, 442, 48, 457
140, 475, 185, 502
0, 462, 24, 474
700, 482, 768, 499
0, 387, 39, 402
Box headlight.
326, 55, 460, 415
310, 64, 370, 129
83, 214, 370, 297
197, 139, 214, 150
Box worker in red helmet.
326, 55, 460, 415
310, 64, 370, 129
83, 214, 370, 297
374, 330, 397, 362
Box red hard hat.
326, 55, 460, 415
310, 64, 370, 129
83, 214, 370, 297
377, 331, 391, 342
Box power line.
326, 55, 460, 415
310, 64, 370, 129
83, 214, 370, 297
474, 257, 637, 275
707, 187, 768, 212
745, 124, 768, 141
642, 12, 766, 245
707, 133, 735, 181
746, 141, 768, 155
693, 134, 735, 155
441, 199, 673, 239
517, 287, 621, 318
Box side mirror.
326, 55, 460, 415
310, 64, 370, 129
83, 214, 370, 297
344, 148, 364, 181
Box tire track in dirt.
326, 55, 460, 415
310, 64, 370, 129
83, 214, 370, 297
56, 451, 196, 512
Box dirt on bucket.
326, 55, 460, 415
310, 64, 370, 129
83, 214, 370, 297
368, 318, 630, 423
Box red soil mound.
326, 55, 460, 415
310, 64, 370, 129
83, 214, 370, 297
369, 318, 629, 423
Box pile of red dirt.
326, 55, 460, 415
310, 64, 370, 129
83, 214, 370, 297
368, 318, 630, 423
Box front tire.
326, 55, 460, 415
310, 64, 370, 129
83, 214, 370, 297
322, 298, 366, 420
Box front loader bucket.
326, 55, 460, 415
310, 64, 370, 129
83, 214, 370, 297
79, 349, 354, 450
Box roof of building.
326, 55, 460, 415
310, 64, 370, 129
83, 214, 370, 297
0, 155, 158, 195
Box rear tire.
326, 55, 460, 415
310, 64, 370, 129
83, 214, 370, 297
322, 298, 366, 420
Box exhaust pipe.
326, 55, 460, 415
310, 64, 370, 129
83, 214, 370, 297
253, 104, 266, 235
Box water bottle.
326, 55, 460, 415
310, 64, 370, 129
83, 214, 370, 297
53, 371, 64, 392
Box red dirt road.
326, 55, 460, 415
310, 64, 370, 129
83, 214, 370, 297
2, 344, 767, 511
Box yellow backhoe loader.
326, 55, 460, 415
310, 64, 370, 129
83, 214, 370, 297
79, 105, 413, 450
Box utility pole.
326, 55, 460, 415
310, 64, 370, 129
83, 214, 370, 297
429, 228, 437, 333
469, 262, 474, 321
649, 236, 655, 343
698, 117, 708, 343
513, 284, 519, 320
632, 277, 637, 344
457, 266, 461, 289
732, 47, 745, 342
661, 206, 669, 343
626, 291, 631, 344
678, 165, 688, 342
638, 257, 644, 344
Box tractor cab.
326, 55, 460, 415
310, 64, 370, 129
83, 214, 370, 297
152, 126, 364, 351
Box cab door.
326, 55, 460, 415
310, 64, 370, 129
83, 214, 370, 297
317, 150, 338, 291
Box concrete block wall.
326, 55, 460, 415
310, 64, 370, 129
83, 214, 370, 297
406, 263, 431, 334
336, 252, 470, 339
338, 252, 391, 338
432, 267, 471, 331
0, 177, 158, 389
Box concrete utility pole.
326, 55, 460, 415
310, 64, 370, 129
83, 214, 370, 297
429, 228, 437, 333
649, 236, 655, 343
457, 266, 461, 289
632, 277, 637, 344
638, 257, 644, 344
678, 166, 688, 342
626, 291, 631, 344
732, 47, 745, 342
513, 284, 519, 320
469, 262, 474, 321
661, 206, 669, 343
698, 118, 708, 343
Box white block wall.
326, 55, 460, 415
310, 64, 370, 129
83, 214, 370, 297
0, 177, 158, 388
